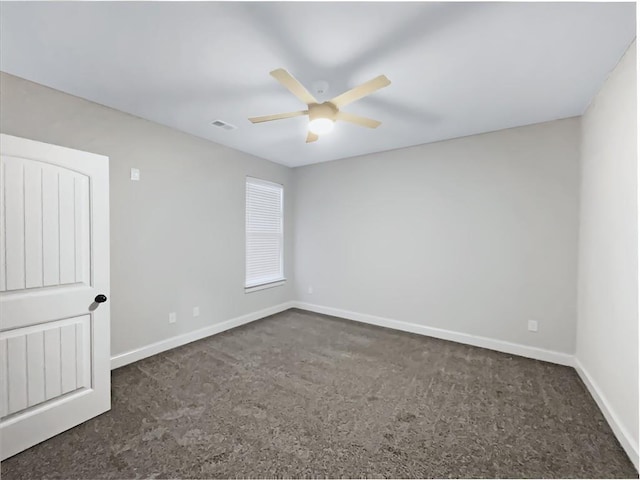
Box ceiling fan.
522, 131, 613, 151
249, 68, 391, 143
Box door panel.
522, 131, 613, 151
1, 315, 91, 417
0, 134, 110, 460
1, 157, 91, 293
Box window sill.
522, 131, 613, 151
245, 279, 286, 293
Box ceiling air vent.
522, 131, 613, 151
211, 119, 237, 131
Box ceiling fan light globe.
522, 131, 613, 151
308, 117, 334, 135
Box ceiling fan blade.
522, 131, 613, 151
271, 68, 318, 106
306, 131, 319, 143
249, 110, 308, 123
336, 111, 381, 129
329, 75, 391, 108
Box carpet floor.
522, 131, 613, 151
1, 308, 637, 479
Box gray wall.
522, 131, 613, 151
577, 42, 638, 456
294, 118, 581, 354
0, 72, 295, 357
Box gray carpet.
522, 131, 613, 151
1, 308, 637, 479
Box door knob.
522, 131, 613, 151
94, 294, 108, 303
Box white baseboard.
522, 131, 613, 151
574, 358, 639, 470
110, 301, 295, 369
292, 301, 574, 366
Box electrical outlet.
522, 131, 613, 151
193, 306, 200, 317
169, 312, 177, 324
308, 286, 313, 294
528, 320, 538, 332
130, 168, 140, 181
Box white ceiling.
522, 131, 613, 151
0, 2, 635, 167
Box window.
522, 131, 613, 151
245, 177, 284, 291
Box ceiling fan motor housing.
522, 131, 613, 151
309, 102, 338, 121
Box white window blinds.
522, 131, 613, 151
245, 177, 284, 289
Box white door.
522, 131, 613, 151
0, 134, 110, 460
